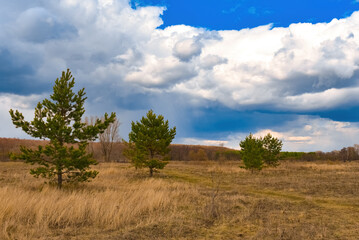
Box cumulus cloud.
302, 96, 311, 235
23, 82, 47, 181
283, 87, 359, 110
0, 0, 167, 92
124, 56, 197, 87
14, 7, 77, 43
200, 54, 228, 69
169, 17, 359, 111
173, 38, 203, 62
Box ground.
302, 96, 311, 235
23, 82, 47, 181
1, 160, 359, 239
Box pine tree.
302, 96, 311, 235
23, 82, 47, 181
126, 110, 176, 176
239, 133, 264, 172
9, 69, 116, 189
262, 133, 283, 167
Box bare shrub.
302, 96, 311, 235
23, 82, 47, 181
98, 117, 121, 162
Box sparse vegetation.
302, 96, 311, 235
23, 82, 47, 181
1, 160, 359, 239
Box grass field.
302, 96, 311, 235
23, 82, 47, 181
1, 160, 359, 239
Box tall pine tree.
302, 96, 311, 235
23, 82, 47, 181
9, 69, 115, 189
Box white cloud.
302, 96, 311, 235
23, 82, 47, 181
180, 138, 228, 147
124, 56, 197, 87
173, 38, 203, 62
253, 129, 285, 139
200, 54, 228, 69
0, 94, 43, 138
282, 87, 359, 110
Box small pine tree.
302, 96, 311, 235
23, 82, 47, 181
239, 133, 264, 172
125, 110, 176, 176
262, 133, 283, 167
9, 69, 116, 189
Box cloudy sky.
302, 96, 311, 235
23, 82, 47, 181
1, 0, 359, 152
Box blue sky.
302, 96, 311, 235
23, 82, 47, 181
1, 0, 359, 151
132, 0, 359, 29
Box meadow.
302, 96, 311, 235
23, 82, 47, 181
1, 160, 359, 239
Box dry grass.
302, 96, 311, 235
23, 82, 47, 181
1, 160, 359, 239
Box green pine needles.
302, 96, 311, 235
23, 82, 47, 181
125, 110, 176, 176
240, 133, 283, 172
262, 133, 283, 167
9, 69, 116, 189
240, 134, 265, 172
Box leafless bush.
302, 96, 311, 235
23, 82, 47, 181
98, 117, 121, 162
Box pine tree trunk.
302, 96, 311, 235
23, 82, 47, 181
57, 170, 63, 189
149, 150, 154, 177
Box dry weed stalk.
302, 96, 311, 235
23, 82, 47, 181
203, 167, 223, 223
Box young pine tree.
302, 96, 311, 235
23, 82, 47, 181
262, 133, 283, 167
239, 133, 264, 172
9, 69, 116, 189
125, 110, 176, 176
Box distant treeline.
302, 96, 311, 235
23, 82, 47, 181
0, 138, 240, 162
1, 138, 358, 162
170, 144, 241, 161
280, 145, 359, 161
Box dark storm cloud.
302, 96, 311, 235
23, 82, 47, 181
188, 107, 299, 137
0, 49, 48, 94
268, 71, 359, 98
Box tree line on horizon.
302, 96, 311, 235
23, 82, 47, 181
2, 138, 357, 163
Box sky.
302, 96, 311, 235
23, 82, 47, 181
1, 0, 359, 152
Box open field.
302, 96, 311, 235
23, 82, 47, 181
1, 160, 359, 239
